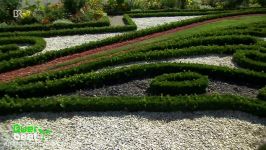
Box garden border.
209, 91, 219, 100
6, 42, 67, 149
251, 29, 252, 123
0, 10, 265, 78
0, 95, 265, 117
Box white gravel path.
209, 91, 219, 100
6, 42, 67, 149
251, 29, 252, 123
109, 55, 236, 71
42, 33, 122, 53
41, 16, 199, 53
0, 111, 265, 150
132, 16, 200, 30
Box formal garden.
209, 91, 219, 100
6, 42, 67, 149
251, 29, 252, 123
0, 0, 266, 149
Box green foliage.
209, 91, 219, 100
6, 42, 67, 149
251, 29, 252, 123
258, 143, 266, 150
0, 0, 21, 22
0, 95, 266, 117
44, 3, 66, 22
149, 72, 208, 95
1, 9, 266, 115
201, 0, 248, 9
62, 0, 86, 15
0, 37, 46, 61
53, 19, 73, 25
160, 0, 179, 9
130, 0, 162, 10
233, 49, 266, 72
0, 16, 110, 32
104, 0, 131, 14
258, 86, 266, 100
2, 62, 266, 98
257, 0, 266, 7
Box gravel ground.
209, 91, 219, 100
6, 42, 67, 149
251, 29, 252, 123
109, 16, 124, 26
74, 78, 259, 98
42, 33, 122, 53
76, 79, 151, 97
0, 111, 265, 150
207, 80, 259, 99
41, 16, 199, 53
110, 55, 236, 70
73, 55, 256, 97
132, 16, 200, 30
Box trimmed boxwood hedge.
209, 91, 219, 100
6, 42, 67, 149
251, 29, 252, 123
0, 15, 136, 37
258, 86, 266, 100
0, 16, 110, 33
0, 37, 46, 61
126, 7, 264, 14
149, 72, 208, 95
0, 95, 266, 117
233, 49, 266, 72
0, 10, 265, 73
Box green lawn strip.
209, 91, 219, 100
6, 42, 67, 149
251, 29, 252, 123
0, 94, 265, 117
51, 15, 266, 70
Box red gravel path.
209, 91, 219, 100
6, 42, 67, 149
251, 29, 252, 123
0, 14, 263, 82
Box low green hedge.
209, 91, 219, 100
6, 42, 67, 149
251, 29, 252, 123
258, 86, 266, 100
128, 11, 225, 18
233, 49, 266, 72
0, 15, 136, 37
0, 95, 266, 117
149, 72, 208, 95
127, 7, 263, 14
128, 8, 266, 17
0, 44, 19, 52
0, 16, 110, 33
0, 37, 46, 61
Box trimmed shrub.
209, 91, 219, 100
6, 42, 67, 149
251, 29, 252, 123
257, 0, 266, 7
258, 86, 266, 100
233, 49, 266, 72
0, 16, 110, 32
62, 0, 86, 15
0, 95, 266, 117
0, 37, 46, 61
149, 72, 208, 95
2, 62, 266, 98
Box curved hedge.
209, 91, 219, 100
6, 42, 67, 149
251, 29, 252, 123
0, 15, 136, 37
233, 49, 266, 72
258, 86, 266, 100
2, 62, 266, 98
0, 16, 110, 32
149, 72, 208, 95
0, 95, 266, 117
0, 37, 46, 61
0, 10, 265, 73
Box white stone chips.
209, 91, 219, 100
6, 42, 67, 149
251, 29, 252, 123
43, 33, 121, 53
42, 16, 199, 53
132, 16, 200, 30
111, 55, 236, 70
0, 111, 265, 150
